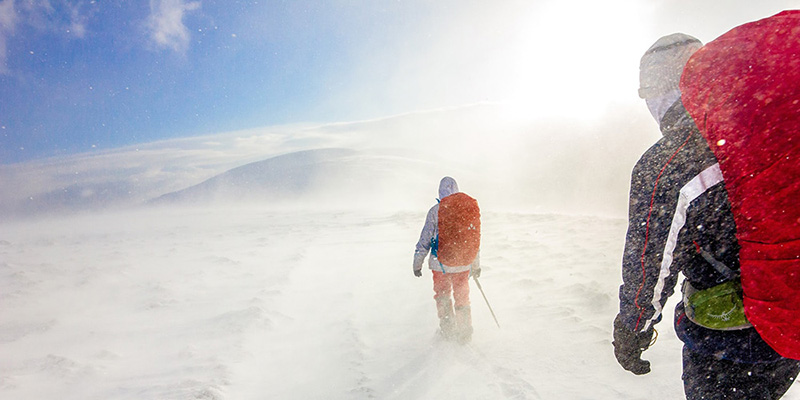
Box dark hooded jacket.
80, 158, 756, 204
618, 100, 783, 363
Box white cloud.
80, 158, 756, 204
0, 0, 15, 31
0, 0, 93, 75
66, 2, 88, 38
146, 0, 201, 54
0, 0, 17, 75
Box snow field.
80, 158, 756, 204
1, 206, 798, 399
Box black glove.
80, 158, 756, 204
471, 267, 481, 278
414, 268, 422, 277
613, 314, 653, 375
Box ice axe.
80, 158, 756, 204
473, 276, 500, 328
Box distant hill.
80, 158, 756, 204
149, 148, 438, 208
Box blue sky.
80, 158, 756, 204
0, 0, 436, 162
0, 0, 795, 164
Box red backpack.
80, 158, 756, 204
437, 192, 481, 267
680, 10, 800, 360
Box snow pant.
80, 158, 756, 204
432, 270, 472, 342
682, 345, 800, 400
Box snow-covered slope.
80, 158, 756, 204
0, 103, 658, 219
149, 148, 438, 208
2, 205, 796, 399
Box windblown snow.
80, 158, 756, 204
1, 105, 798, 399
4, 206, 798, 399
0, 207, 636, 399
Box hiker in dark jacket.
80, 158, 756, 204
413, 176, 481, 343
613, 33, 800, 399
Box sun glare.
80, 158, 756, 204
494, 1, 651, 124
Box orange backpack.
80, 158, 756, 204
437, 192, 481, 266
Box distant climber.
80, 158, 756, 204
413, 176, 481, 344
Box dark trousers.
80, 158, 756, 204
683, 345, 800, 399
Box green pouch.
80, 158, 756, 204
684, 280, 752, 330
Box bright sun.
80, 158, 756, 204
491, 0, 652, 123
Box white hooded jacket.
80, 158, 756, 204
413, 177, 480, 274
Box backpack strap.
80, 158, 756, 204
430, 236, 446, 273
693, 241, 739, 280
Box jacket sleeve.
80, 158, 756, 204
618, 153, 685, 333
413, 206, 438, 272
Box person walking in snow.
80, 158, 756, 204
613, 31, 800, 399
414, 176, 481, 344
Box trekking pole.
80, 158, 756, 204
473, 276, 500, 328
